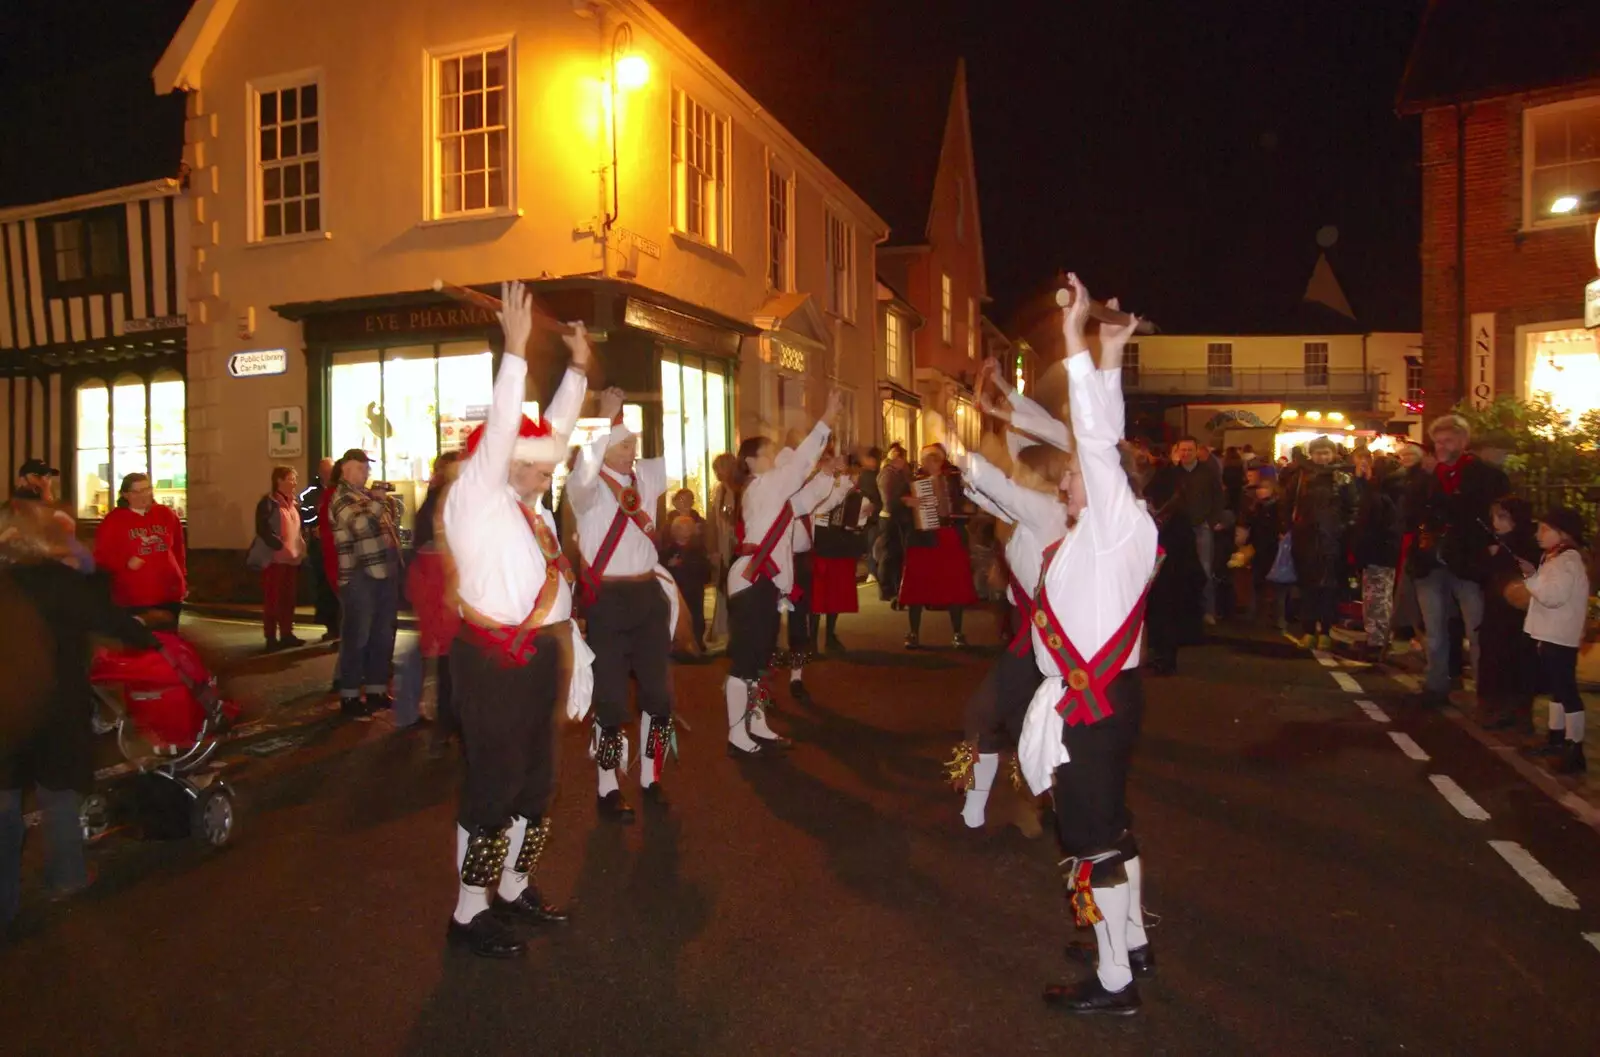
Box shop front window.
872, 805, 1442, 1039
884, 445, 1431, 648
1526, 328, 1600, 426
74, 370, 186, 519
660, 347, 732, 515
883, 400, 919, 455
329, 341, 493, 532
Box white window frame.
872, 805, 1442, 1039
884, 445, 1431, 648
247, 69, 326, 243
885, 309, 905, 383
1122, 341, 1141, 388
1404, 359, 1424, 404
671, 86, 732, 251
1303, 341, 1330, 387
1521, 96, 1600, 231
940, 272, 952, 344
423, 36, 516, 223
766, 155, 793, 292
825, 209, 856, 321
1206, 342, 1234, 388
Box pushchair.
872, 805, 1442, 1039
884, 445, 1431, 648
85, 629, 241, 848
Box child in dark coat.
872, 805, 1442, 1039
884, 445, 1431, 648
660, 514, 711, 653
1479, 496, 1542, 733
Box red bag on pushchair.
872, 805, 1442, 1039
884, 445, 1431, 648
91, 631, 239, 746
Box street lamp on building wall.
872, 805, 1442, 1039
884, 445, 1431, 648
603, 22, 650, 253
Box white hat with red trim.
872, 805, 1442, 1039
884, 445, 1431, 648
464, 414, 566, 465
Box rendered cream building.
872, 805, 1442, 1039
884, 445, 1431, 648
153, 0, 887, 596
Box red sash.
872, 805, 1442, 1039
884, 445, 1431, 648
736, 503, 795, 585
1030, 541, 1163, 726
1006, 573, 1036, 658
463, 505, 573, 667
579, 472, 655, 603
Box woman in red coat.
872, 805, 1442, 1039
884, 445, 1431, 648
898, 444, 978, 648
92, 473, 187, 623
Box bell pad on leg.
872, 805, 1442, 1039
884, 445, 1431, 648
461, 823, 512, 889
512, 816, 551, 876
644, 715, 677, 770
592, 724, 625, 770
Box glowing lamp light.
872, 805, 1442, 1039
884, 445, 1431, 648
1282, 409, 1299, 419
1344, 423, 1355, 431
1305, 410, 1322, 421
1328, 411, 1344, 422
616, 53, 650, 90
1551, 194, 1580, 215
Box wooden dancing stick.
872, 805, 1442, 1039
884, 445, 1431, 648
431, 279, 575, 336
1054, 285, 1156, 335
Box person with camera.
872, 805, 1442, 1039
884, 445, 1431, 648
1404, 414, 1510, 709
330, 449, 404, 718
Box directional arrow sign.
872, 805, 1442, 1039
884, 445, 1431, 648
228, 349, 289, 378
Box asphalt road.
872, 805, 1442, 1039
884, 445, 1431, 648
4, 596, 1599, 1057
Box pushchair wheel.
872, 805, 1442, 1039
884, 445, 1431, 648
191, 783, 236, 848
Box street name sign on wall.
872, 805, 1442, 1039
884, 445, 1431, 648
229, 349, 290, 378
1468, 312, 1495, 409
268, 407, 304, 458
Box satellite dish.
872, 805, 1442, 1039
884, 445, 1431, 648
1316, 225, 1339, 249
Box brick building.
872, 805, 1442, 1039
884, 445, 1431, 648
1398, 0, 1600, 425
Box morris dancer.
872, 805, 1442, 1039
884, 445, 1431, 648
781, 446, 851, 702
567, 388, 680, 820
949, 361, 1072, 829
1016, 275, 1158, 1014
899, 444, 978, 648
724, 392, 842, 755
441, 282, 591, 959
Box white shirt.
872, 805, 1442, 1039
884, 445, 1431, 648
791, 471, 851, 554
568, 435, 667, 578
443, 357, 586, 627
728, 421, 831, 597
961, 451, 1068, 605
1523, 549, 1590, 648
1016, 350, 1158, 794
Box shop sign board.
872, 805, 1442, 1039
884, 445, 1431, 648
229, 349, 290, 378
1468, 312, 1494, 409
268, 406, 304, 458
124, 314, 187, 333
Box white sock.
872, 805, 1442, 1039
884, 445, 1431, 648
452, 824, 490, 924
1091, 883, 1134, 992
597, 766, 619, 796
497, 816, 529, 901
961, 753, 999, 828
1549, 699, 1565, 732
1567, 710, 1586, 743
748, 704, 781, 740
790, 663, 804, 684
726, 678, 758, 751
1125, 856, 1149, 949
640, 714, 656, 788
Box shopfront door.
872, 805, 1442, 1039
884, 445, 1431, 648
658, 345, 732, 515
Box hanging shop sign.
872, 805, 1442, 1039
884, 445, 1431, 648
123, 314, 188, 333
228, 349, 290, 378
1468, 313, 1495, 409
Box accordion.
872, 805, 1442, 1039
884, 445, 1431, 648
912, 475, 952, 531
814, 492, 871, 559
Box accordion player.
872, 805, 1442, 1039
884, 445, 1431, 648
912, 474, 955, 532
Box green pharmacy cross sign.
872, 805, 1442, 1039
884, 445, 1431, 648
268, 406, 304, 458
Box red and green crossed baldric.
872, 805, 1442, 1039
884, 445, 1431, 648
1031, 543, 1165, 727
734, 503, 796, 585
1006, 573, 1036, 658
578, 473, 655, 604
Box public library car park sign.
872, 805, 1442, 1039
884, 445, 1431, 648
228, 349, 290, 378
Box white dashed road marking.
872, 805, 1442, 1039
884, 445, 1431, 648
1489, 841, 1580, 910
1312, 650, 1339, 668
1388, 732, 1429, 761
1330, 671, 1363, 694
1585, 933, 1600, 956
1429, 775, 1491, 821
1392, 673, 1422, 693
1355, 699, 1391, 724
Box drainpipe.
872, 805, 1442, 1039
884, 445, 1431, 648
1454, 102, 1468, 410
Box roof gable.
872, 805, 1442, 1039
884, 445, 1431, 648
1397, 0, 1600, 112
753, 291, 831, 351
152, 0, 240, 94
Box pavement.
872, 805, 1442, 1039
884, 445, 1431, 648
4, 592, 1600, 1056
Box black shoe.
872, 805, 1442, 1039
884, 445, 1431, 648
641, 782, 670, 809
365, 692, 394, 712
598, 790, 635, 823
319, 631, 340, 644
1526, 730, 1566, 758
825, 636, 846, 654
752, 729, 793, 750
904, 634, 920, 650
1043, 975, 1141, 1015
726, 740, 765, 758
446, 909, 526, 958
281, 634, 306, 648
1065, 941, 1156, 979
264, 638, 283, 653
789, 680, 812, 704
1552, 741, 1587, 774
340, 696, 373, 718
495, 886, 570, 925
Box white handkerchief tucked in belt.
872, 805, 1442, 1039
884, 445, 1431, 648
566, 619, 596, 721
653, 565, 681, 640
1017, 676, 1070, 795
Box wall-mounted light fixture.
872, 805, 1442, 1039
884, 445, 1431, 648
603, 22, 650, 244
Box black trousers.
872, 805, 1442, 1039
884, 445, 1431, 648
586, 579, 672, 727
966, 644, 1042, 753
1052, 669, 1145, 867
879, 519, 908, 602
785, 552, 814, 655
1539, 640, 1582, 718
727, 579, 781, 680
449, 630, 561, 830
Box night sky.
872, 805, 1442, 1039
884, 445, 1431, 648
0, 0, 1426, 334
